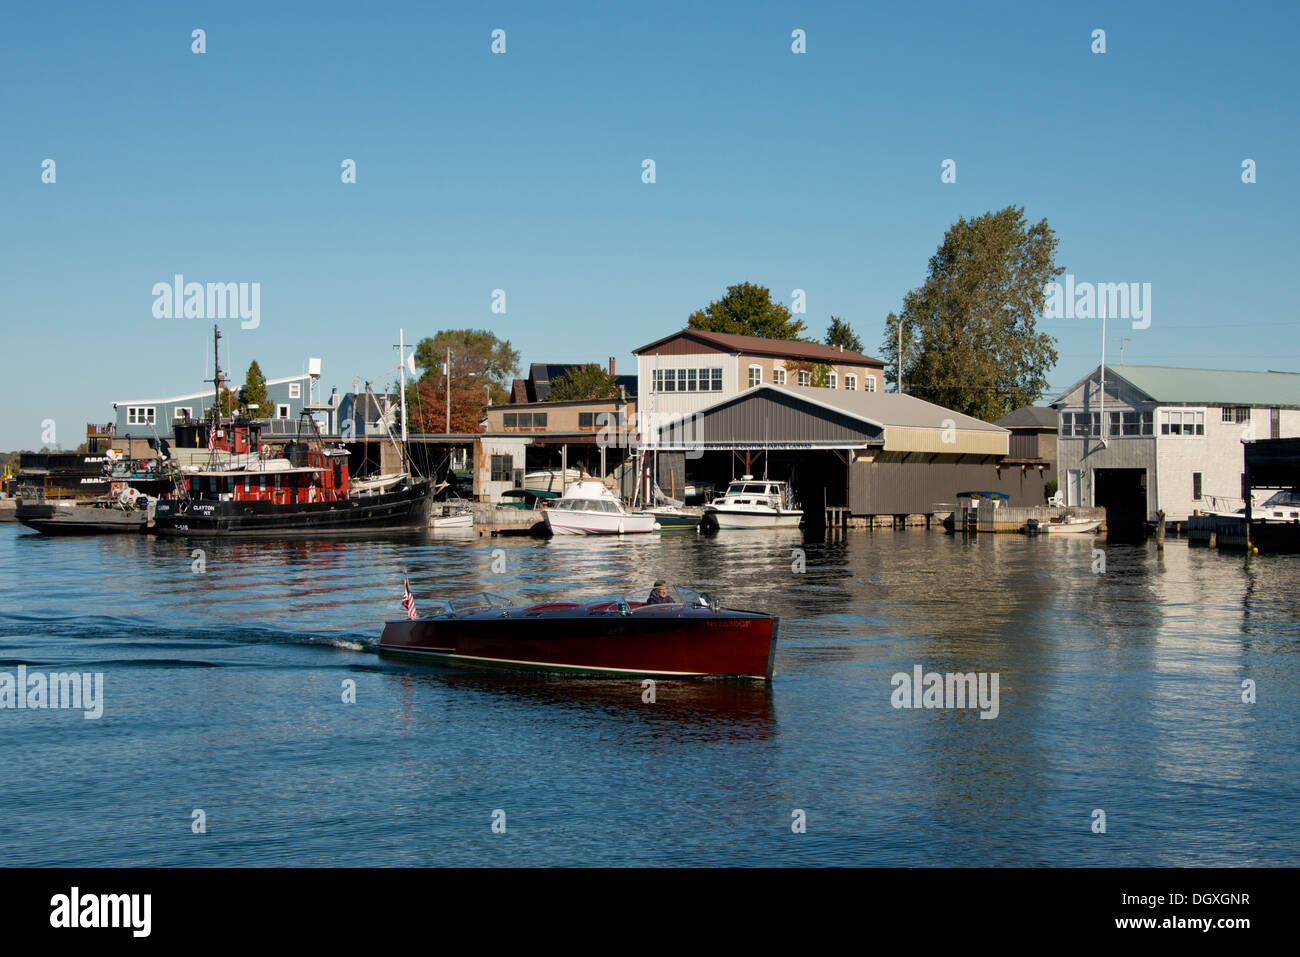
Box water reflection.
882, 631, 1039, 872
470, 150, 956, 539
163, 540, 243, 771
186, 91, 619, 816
2, 523, 1297, 866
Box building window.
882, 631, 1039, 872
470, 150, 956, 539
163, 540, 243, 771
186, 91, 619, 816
827, 372, 837, 389
661, 370, 675, 392
490, 454, 513, 482
1160, 410, 1204, 436
863, 375, 876, 393
773, 368, 786, 385
844, 374, 856, 391
288, 382, 301, 399
504, 412, 546, 428
686, 368, 697, 392
1222, 406, 1251, 424
1063, 412, 1109, 437
797, 370, 811, 386
675, 369, 688, 391
173, 407, 193, 422
711, 368, 723, 391
1117, 410, 1152, 436
127, 406, 156, 425
578, 412, 593, 429
277, 404, 291, 419
1192, 472, 1202, 501
748, 365, 762, 388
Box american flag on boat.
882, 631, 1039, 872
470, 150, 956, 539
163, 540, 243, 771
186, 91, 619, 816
206, 421, 215, 451
400, 576, 418, 620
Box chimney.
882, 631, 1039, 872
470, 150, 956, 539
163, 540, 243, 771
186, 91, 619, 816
609, 357, 615, 376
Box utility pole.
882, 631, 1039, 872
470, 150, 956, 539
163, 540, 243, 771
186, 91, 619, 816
445, 347, 452, 434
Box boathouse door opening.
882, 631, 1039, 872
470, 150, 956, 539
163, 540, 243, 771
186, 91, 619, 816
1094, 467, 1148, 539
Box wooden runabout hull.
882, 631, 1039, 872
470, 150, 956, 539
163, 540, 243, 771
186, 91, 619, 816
152, 480, 432, 536
380, 604, 778, 679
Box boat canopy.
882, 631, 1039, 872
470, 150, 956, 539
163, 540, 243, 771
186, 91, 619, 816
501, 488, 559, 499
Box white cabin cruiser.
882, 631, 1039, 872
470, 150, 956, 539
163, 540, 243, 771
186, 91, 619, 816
543, 481, 658, 535
1204, 489, 1300, 523
703, 476, 803, 528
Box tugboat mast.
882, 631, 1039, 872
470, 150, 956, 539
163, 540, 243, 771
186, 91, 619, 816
205, 323, 223, 469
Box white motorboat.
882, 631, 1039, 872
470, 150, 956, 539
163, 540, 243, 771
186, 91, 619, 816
1042, 517, 1102, 534
543, 481, 658, 535
1203, 489, 1300, 523
703, 476, 803, 529
431, 501, 474, 528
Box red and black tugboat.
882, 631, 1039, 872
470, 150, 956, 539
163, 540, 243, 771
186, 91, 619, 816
152, 327, 432, 536
379, 585, 778, 679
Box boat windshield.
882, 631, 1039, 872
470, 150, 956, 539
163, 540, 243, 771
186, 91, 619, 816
623, 584, 712, 608
431, 593, 515, 614
1259, 490, 1300, 508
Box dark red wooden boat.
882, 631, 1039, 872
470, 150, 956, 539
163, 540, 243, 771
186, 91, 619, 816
379, 586, 777, 680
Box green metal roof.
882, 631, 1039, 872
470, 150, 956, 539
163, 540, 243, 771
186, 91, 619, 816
1057, 365, 1300, 406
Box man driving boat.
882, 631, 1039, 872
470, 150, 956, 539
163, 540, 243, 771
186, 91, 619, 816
645, 579, 673, 605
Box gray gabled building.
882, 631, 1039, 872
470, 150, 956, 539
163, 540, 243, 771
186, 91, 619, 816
648, 383, 1037, 521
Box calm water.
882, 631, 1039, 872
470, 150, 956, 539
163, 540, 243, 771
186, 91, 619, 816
0, 521, 1296, 867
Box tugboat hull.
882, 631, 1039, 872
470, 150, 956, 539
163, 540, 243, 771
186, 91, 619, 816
16, 503, 149, 535
152, 480, 432, 536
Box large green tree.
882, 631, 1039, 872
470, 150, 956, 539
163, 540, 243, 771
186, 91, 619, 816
879, 206, 1062, 421
414, 329, 519, 406
825, 317, 864, 353
688, 282, 808, 340
545, 364, 621, 401
407, 329, 520, 433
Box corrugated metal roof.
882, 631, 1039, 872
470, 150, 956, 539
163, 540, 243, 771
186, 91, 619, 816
1054, 365, 1300, 406
759, 384, 1007, 432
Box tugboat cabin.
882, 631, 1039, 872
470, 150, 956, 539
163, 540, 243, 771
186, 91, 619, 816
181, 444, 351, 505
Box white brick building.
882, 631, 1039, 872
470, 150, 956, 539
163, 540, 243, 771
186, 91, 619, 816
1052, 365, 1300, 522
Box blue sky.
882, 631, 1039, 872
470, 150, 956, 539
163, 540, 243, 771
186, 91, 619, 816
2, 1, 1296, 449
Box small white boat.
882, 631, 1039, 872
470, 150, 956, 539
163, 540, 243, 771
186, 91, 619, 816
703, 476, 803, 529
522, 468, 584, 494
351, 472, 409, 496
431, 501, 474, 528
543, 481, 658, 535
1042, 517, 1102, 534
